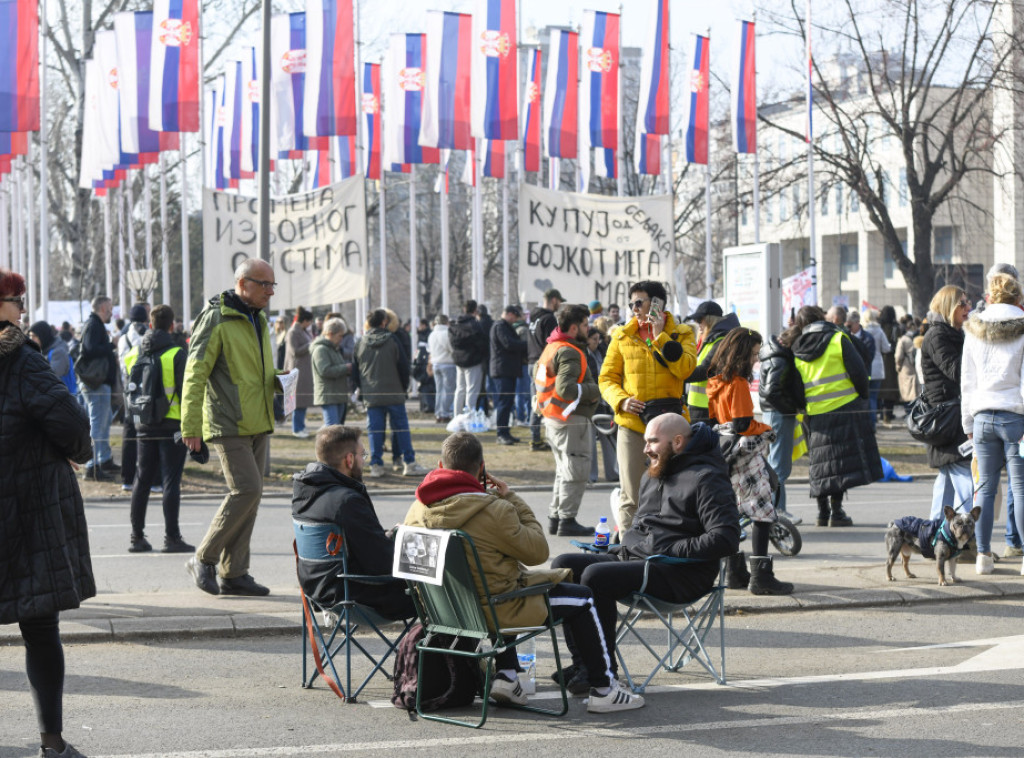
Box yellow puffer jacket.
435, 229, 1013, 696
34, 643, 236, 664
598, 313, 697, 435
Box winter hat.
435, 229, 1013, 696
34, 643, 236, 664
129, 304, 149, 323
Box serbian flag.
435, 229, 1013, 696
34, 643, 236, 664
79, 60, 105, 190
334, 134, 356, 179
223, 59, 246, 182
310, 146, 331, 188
482, 138, 504, 178
581, 11, 619, 152
420, 11, 472, 151
0, 131, 27, 157
682, 34, 710, 165
637, 0, 669, 135
149, 0, 200, 133
470, 0, 517, 140
271, 13, 329, 160
304, 0, 356, 138
542, 29, 577, 160
0, 0, 39, 133
240, 46, 260, 176
362, 61, 381, 180
384, 33, 439, 168
94, 30, 137, 179
114, 12, 179, 160
595, 148, 616, 179
733, 20, 756, 153
521, 48, 541, 173
635, 131, 660, 176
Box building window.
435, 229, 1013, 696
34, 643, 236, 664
835, 184, 843, 215
780, 191, 789, 222
792, 185, 800, 219
850, 191, 860, 212
779, 133, 788, 163
840, 243, 859, 280
899, 168, 908, 207
766, 194, 773, 224
934, 227, 954, 264
821, 186, 829, 217
741, 202, 748, 227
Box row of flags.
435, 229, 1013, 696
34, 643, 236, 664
0, 0, 40, 180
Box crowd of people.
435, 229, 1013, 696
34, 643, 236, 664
8, 255, 1024, 752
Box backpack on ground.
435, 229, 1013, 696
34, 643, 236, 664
391, 622, 481, 712
125, 350, 173, 426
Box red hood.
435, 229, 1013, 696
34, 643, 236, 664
414, 468, 484, 504
547, 326, 581, 344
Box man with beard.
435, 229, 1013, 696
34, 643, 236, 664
292, 425, 415, 620
551, 414, 740, 688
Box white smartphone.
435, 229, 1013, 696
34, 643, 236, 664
648, 296, 664, 324
958, 439, 974, 458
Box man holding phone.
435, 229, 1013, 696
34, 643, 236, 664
599, 280, 697, 534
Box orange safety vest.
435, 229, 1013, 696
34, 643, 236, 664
534, 340, 588, 421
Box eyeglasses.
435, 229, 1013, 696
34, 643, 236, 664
244, 277, 277, 290
0, 296, 25, 309
630, 298, 649, 310
959, 300, 971, 309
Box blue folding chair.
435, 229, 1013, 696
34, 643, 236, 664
294, 520, 413, 702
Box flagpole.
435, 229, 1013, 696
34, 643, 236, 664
0, 187, 7, 269
127, 178, 137, 276
13, 162, 24, 290
26, 151, 37, 319
474, 143, 484, 303
144, 166, 153, 281
704, 31, 713, 301
806, 0, 818, 306
576, 24, 584, 194
118, 186, 128, 313
409, 163, 417, 322
181, 135, 192, 327
258, 0, 272, 262
103, 193, 112, 300
440, 161, 450, 315
667, 36, 680, 312
160, 152, 170, 305
39, 0, 49, 322
502, 147, 509, 304
617, 4, 624, 197
752, 14, 761, 245
354, 0, 364, 175
379, 172, 388, 308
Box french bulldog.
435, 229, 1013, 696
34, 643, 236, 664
885, 505, 982, 586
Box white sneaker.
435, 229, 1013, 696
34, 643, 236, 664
976, 553, 995, 575
586, 680, 645, 713
776, 508, 802, 526
368, 464, 386, 478
403, 461, 429, 477
1003, 545, 1024, 558
293, 430, 311, 439
489, 673, 528, 706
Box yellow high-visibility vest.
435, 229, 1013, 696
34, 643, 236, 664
686, 336, 722, 409
794, 331, 858, 416
125, 345, 183, 422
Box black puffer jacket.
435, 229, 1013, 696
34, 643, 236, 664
758, 335, 802, 414
292, 463, 410, 617
919, 317, 968, 468
0, 323, 95, 624
622, 423, 741, 590
489, 319, 527, 378
791, 321, 882, 497
448, 315, 487, 368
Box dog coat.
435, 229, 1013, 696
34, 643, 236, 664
891, 516, 961, 560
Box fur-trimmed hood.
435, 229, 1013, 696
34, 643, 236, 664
963, 303, 1024, 343
0, 322, 28, 361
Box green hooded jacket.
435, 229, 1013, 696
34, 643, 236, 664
181, 292, 277, 440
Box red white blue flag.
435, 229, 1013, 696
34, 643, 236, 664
682, 34, 710, 165
521, 48, 541, 173
362, 61, 381, 180
542, 29, 577, 160
239, 46, 261, 176
637, 0, 669, 136
482, 138, 504, 179
223, 59, 244, 183
114, 12, 179, 160
149, 0, 200, 133
733, 20, 756, 154
420, 11, 472, 151
271, 13, 329, 160
79, 60, 107, 191
334, 134, 356, 179
94, 30, 138, 178
581, 11, 619, 153
635, 131, 660, 176
304, 0, 356, 138
0, 0, 39, 133
471, 0, 517, 140
384, 33, 439, 168
0, 131, 26, 158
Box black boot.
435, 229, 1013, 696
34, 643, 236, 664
816, 496, 830, 527
748, 556, 794, 595
726, 552, 751, 590
829, 494, 853, 527
557, 518, 593, 537
548, 517, 560, 536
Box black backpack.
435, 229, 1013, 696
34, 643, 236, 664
125, 348, 178, 426
391, 622, 481, 712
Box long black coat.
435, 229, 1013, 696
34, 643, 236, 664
489, 319, 527, 378
919, 320, 968, 468
0, 324, 95, 624
758, 335, 803, 415
791, 322, 883, 497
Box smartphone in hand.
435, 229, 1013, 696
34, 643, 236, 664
648, 297, 665, 324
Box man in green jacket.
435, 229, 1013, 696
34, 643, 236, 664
181, 259, 278, 596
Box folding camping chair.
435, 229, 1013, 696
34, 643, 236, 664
293, 521, 414, 702
614, 555, 728, 693
403, 528, 570, 728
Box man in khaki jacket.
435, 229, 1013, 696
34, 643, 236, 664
404, 432, 643, 714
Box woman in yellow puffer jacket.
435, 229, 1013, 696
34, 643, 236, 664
599, 280, 697, 533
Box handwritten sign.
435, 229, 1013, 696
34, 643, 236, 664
202, 176, 368, 309
517, 184, 674, 305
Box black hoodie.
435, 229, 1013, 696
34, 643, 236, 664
790, 320, 870, 403
527, 306, 557, 363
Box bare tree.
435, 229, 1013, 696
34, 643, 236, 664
759, 0, 1024, 315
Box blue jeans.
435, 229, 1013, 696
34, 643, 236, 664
1007, 486, 1022, 548
322, 403, 347, 426
494, 376, 517, 437
972, 410, 1024, 555
433, 363, 456, 418
763, 410, 795, 513
367, 404, 414, 466
292, 407, 307, 434
929, 460, 974, 520
515, 365, 531, 422
867, 379, 882, 429
81, 383, 112, 467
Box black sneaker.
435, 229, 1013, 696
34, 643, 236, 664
557, 518, 594, 537
129, 534, 152, 553
497, 434, 519, 445
529, 440, 550, 452
87, 466, 114, 482
186, 556, 220, 595
100, 459, 122, 474
162, 535, 195, 554
219, 574, 270, 596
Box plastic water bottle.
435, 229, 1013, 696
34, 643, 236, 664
594, 517, 611, 548
516, 637, 537, 695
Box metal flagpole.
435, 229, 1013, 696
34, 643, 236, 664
160, 153, 170, 304
473, 142, 483, 302
258, 0, 272, 262
0, 186, 7, 269
13, 162, 24, 286
667, 51, 681, 312
126, 179, 137, 277
502, 147, 509, 304
354, 0, 363, 175
806, 0, 818, 306
103, 193, 112, 299
118, 187, 128, 313
617, 4, 624, 197
753, 153, 761, 244
704, 164, 713, 299
181, 136, 192, 326
39, 0, 49, 322
26, 150, 37, 319
379, 172, 388, 308
440, 159, 450, 315
144, 166, 153, 273
409, 164, 417, 322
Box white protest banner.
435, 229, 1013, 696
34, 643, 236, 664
202, 176, 368, 309
782, 267, 816, 323
518, 184, 674, 306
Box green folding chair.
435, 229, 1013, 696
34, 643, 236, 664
404, 529, 570, 728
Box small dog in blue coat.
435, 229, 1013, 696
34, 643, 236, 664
885, 505, 982, 586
